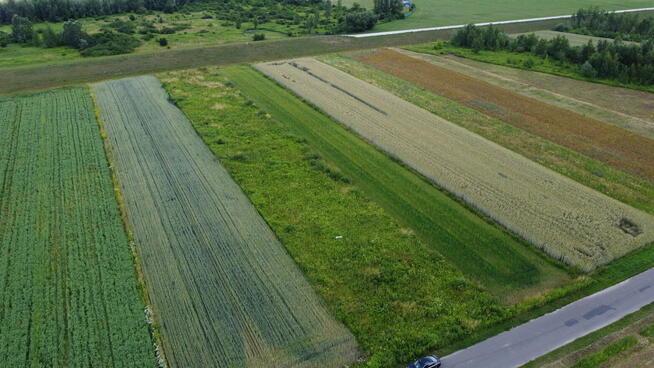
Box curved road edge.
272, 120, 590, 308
441, 267, 654, 367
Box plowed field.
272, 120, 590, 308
92, 76, 357, 368
355, 48, 654, 184
256, 59, 654, 271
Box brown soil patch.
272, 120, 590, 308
355, 49, 654, 183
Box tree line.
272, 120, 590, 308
452, 23, 654, 85
567, 7, 654, 42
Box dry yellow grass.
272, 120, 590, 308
256, 58, 654, 271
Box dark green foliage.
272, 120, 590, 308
343, 11, 378, 32
11, 15, 32, 43
452, 23, 654, 85
80, 31, 141, 57
62, 20, 84, 48
572, 7, 654, 42
374, 0, 404, 20
252, 33, 265, 41
41, 26, 61, 48
158, 37, 168, 46
107, 19, 136, 34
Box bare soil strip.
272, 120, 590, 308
397, 49, 654, 140
256, 58, 654, 271
355, 48, 654, 184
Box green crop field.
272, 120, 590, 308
92, 76, 357, 368
345, 0, 654, 32
221, 65, 571, 303
160, 66, 512, 366
0, 88, 155, 366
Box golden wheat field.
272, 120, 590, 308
256, 58, 654, 271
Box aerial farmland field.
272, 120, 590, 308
318, 53, 654, 216
355, 49, 654, 184
395, 51, 654, 140
92, 76, 357, 368
257, 58, 654, 271
0, 88, 155, 367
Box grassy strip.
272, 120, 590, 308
405, 42, 654, 94
523, 303, 654, 367
318, 53, 654, 215
225, 64, 572, 301
161, 67, 513, 366
571, 336, 639, 368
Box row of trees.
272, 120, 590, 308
452, 24, 654, 85
571, 7, 654, 42
4, 15, 141, 56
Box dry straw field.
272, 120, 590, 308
355, 49, 654, 184
256, 59, 654, 271
92, 76, 357, 368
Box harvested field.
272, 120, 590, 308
397, 50, 654, 140
92, 76, 357, 368
0, 88, 155, 366
256, 58, 654, 270
356, 49, 654, 183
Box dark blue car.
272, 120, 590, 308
407, 355, 442, 368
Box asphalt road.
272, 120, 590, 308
441, 267, 654, 368
349, 7, 654, 38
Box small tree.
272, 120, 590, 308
580, 60, 597, 78
158, 37, 168, 46
62, 20, 84, 49
11, 15, 33, 43
252, 33, 265, 41
42, 26, 61, 48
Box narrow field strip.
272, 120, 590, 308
355, 48, 654, 184
317, 54, 654, 216
398, 50, 654, 141
256, 58, 654, 271
0, 88, 155, 367
225, 65, 569, 303
92, 76, 357, 368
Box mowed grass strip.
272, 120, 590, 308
92, 76, 357, 368
318, 54, 654, 216
0, 88, 155, 367
160, 66, 511, 366
224, 65, 570, 302
354, 48, 654, 184
256, 58, 654, 271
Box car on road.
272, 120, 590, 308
407, 355, 442, 368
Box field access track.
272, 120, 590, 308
0, 88, 155, 366
355, 49, 654, 184
92, 76, 357, 368
256, 59, 654, 271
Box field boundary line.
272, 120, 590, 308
349, 8, 654, 37
88, 85, 167, 368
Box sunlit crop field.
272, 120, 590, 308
92, 76, 357, 368
0, 88, 155, 367
257, 59, 654, 271
356, 49, 654, 184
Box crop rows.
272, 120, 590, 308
355, 48, 654, 183
0, 88, 155, 367
256, 58, 654, 271
92, 76, 357, 368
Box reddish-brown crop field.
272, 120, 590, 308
355, 49, 654, 183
